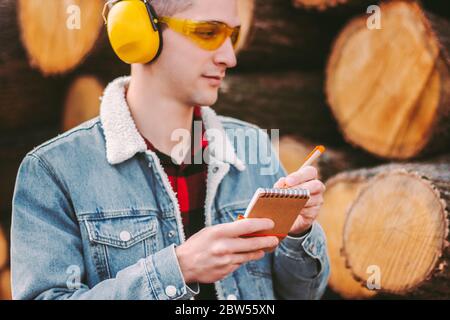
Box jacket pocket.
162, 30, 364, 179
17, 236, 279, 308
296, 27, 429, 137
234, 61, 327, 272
83, 214, 158, 279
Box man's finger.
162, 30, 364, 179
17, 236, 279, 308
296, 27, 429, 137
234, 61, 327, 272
273, 177, 287, 188
231, 250, 265, 264
227, 236, 279, 253
219, 218, 275, 238
300, 205, 321, 219
285, 166, 317, 187
304, 194, 324, 208
295, 179, 325, 195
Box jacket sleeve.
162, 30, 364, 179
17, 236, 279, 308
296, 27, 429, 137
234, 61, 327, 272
11, 154, 199, 300
273, 221, 330, 300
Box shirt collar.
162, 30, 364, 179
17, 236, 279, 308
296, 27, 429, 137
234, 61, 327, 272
142, 106, 208, 168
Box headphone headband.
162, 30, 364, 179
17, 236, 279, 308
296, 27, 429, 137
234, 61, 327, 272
102, 0, 158, 27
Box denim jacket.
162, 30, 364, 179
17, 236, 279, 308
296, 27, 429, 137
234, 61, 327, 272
11, 76, 330, 300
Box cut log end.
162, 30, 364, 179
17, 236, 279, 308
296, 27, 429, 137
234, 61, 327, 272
319, 174, 377, 299
235, 0, 255, 53
18, 0, 104, 75
326, 1, 449, 159
343, 169, 449, 295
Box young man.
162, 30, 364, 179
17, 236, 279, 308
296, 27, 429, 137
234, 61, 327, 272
11, 0, 329, 300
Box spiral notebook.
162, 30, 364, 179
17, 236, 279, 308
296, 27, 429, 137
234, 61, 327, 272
238, 188, 310, 239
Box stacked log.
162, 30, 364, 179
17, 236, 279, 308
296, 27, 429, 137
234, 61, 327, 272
326, 0, 450, 159
0, 0, 129, 227
17, 0, 104, 75
215, 72, 342, 146
0, 0, 130, 134
318, 172, 377, 299
293, 0, 360, 11
278, 136, 380, 180
278, 137, 379, 298
341, 161, 450, 298
267, 0, 450, 299
1, 0, 449, 300
0, 0, 68, 133
234, 0, 362, 71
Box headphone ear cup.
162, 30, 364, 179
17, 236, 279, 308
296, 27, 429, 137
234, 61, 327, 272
106, 0, 162, 64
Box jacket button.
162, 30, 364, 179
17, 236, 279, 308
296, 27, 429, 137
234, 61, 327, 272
119, 231, 131, 242
227, 294, 237, 300
212, 167, 219, 173
165, 285, 177, 297
168, 230, 175, 238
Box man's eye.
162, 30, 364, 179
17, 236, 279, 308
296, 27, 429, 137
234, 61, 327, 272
194, 27, 220, 39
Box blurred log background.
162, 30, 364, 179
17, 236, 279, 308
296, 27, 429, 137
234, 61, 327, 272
0, 0, 449, 299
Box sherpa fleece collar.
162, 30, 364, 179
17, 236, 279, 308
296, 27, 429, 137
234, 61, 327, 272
99, 76, 245, 171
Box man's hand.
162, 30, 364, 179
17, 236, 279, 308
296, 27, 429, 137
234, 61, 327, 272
175, 218, 279, 284
274, 166, 325, 235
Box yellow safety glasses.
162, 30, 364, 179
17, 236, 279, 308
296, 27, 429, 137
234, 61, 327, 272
158, 16, 241, 51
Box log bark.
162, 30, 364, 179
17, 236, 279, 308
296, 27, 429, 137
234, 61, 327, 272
0, 0, 127, 133
0, 0, 69, 133
326, 1, 450, 160
235, 0, 358, 71
0, 60, 70, 134
62, 75, 104, 131
292, 0, 365, 11
342, 160, 450, 298
17, 0, 104, 75
214, 71, 344, 147
278, 135, 380, 181
423, 0, 450, 20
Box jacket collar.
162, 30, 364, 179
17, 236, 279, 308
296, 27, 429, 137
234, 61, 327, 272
99, 76, 245, 171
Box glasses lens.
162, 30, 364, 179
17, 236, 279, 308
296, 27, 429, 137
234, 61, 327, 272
188, 22, 223, 50
231, 26, 241, 47
192, 22, 222, 39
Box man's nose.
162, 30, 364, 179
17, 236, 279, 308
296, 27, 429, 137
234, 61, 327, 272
213, 38, 238, 68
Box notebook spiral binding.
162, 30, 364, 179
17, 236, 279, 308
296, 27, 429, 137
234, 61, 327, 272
260, 188, 310, 199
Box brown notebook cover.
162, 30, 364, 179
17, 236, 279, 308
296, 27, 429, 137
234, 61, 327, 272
239, 188, 310, 239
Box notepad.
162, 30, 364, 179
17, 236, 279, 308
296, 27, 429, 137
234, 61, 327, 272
239, 188, 310, 239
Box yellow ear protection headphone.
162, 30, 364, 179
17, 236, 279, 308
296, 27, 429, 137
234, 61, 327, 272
102, 0, 163, 64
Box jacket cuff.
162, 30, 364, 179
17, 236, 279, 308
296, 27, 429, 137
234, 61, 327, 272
144, 244, 199, 300
286, 226, 312, 241
278, 221, 328, 278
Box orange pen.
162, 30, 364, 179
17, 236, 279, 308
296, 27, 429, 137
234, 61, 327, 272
279, 145, 325, 189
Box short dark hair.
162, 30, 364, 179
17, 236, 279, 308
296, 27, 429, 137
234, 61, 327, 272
152, 0, 193, 16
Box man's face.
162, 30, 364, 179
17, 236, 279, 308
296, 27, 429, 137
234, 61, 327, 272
152, 0, 239, 107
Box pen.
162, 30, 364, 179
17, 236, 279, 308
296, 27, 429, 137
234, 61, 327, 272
301, 145, 326, 169
280, 145, 325, 188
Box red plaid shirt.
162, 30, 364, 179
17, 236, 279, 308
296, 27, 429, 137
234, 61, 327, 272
142, 106, 216, 299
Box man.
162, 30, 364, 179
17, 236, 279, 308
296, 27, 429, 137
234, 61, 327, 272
11, 0, 329, 300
